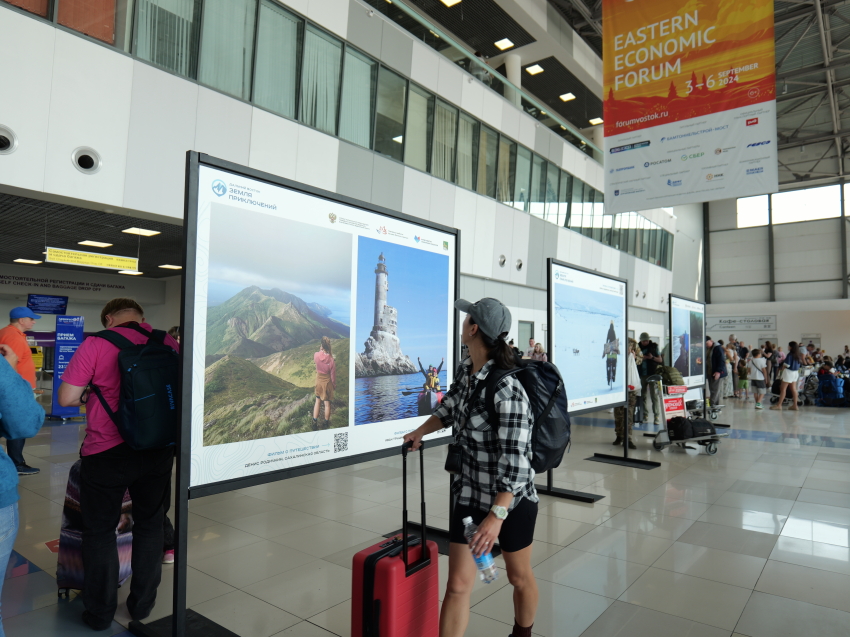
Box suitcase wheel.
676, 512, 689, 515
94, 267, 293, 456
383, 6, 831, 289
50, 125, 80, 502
710, 411, 718, 420
58, 588, 70, 599
653, 440, 664, 451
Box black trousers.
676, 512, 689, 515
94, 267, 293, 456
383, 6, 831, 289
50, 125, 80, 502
80, 443, 173, 624
6, 438, 26, 466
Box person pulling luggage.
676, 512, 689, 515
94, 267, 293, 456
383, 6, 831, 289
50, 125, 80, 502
405, 297, 538, 637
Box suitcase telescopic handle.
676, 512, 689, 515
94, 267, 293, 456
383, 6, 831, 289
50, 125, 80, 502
401, 441, 431, 577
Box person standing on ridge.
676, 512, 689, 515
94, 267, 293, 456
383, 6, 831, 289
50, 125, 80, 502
604, 320, 619, 387
0, 307, 43, 476
312, 337, 336, 430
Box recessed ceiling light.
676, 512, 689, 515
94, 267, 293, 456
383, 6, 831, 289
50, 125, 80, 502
560, 92, 576, 102
494, 38, 514, 51
158, 264, 182, 270
122, 227, 160, 237
589, 117, 604, 125
393, 136, 403, 143
560, 126, 567, 130
525, 64, 544, 75
540, 110, 547, 115
14, 259, 42, 264
119, 270, 144, 275
440, 0, 461, 6
78, 240, 113, 248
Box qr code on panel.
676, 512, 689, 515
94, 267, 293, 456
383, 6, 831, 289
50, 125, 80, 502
334, 432, 348, 453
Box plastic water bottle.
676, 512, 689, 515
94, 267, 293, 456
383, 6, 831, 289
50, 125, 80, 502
462, 517, 499, 584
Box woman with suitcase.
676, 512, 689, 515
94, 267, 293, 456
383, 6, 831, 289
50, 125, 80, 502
405, 297, 538, 637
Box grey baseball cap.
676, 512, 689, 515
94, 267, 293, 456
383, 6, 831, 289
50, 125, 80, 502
455, 297, 511, 340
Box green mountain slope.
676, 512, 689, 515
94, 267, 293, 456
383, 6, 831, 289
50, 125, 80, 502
253, 338, 350, 388
206, 286, 350, 356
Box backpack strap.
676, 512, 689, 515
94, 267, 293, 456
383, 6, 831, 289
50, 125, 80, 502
92, 329, 137, 350
88, 384, 122, 429
484, 367, 518, 430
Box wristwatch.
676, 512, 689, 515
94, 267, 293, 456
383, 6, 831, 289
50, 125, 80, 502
490, 505, 508, 520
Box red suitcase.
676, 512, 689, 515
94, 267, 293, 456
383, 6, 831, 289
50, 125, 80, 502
352, 442, 439, 637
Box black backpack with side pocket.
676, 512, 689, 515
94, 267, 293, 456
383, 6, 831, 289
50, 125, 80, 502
484, 359, 571, 473
88, 324, 180, 450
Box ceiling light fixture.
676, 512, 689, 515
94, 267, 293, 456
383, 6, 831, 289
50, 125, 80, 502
158, 264, 182, 270
525, 64, 544, 75
589, 117, 604, 125
14, 259, 42, 264
559, 93, 576, 101
440, 0, 461, 6
494, 38, 514, 51
118, 270, 144, 276
122, 227, 161, 237
392, 136, 403, 143
78, 240, 113, 248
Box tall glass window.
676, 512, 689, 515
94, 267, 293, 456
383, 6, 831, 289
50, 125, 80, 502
512, 146, 532, 212
198, 0, 257, 100
529, 154, 546, 219
252, 1, 302, 119
59, 0, 134, 49
338, 48, 377, 148
405, 84, 434, 172
476, 125, 498, 198
544, 162, 560, 222
556, 171, 571, 227
456, 114, 479, 190
374, 66, 407, 161
569, 177, 584, 231
135, 0, 200, 77
298, 25, 343, 134
496, 137, 516, 205
432, 100, 458, 182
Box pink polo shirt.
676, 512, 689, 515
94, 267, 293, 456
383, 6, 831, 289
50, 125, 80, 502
62, 322, 180, 456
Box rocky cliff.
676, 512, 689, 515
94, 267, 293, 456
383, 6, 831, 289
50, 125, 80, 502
354, 331, 417, 377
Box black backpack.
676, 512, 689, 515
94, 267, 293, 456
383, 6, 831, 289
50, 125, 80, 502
484, 360, 571, 473
89, 324, 180, 451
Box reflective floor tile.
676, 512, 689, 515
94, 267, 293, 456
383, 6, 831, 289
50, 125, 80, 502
602, 509, 696, 540
321, 536, 385, 570
191, 539, 317, 588
532, 515, 597, 547
2, 597, 126, 637
797, 488, 850, 509
270, 520, 383, 559
725, 480, 802, 500
532, 547, 647, 598
186, 523, 265, 562
236, 484, 336, 508
472, 577, 614, 637
224, 507, 326, 539
466, 611, 544, 637
493, 540, 565, 570
337, 505, 408, 535
242, 559, 353, 619
1, 571, 68, 617
274, 621, 337, 636
186, 512, 219, 532
803, 478, 850, 494
541, 501, 623, 526
15, 497, 64, 525
739, 469, 807, 488
188, 495, 283, 524
591, 473, 670, 494
567, 527, 673, 565
648, 484, 727, 505
755, 560, 850, 613
781, 517, 850, 547
675, 521, 778, 559
579, 486, 646, 509
580, 600, 729, 637
789, 501, 850, 526
190, 590, 301, 637
713, 491, 796, 515
807, 467, 850, 482
618, 567, 752, 631
653, 542, 767, 588
769, 535, 850, 576
306, 599, 350, 637
627, 495, 711, 520
736, 591, 850, 637
697, 505, 788, 535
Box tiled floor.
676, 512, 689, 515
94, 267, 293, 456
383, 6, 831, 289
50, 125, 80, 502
4, 399, 850, 636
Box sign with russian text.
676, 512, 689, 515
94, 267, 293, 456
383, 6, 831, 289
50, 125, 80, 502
49, 315, 84, 419
706, 315, 776, 332
46, 247, 139, 271
603, 1, 778, 213
27, 294, 68, 315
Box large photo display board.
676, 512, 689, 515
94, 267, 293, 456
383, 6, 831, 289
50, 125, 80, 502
187, 161, 456, 489
669, 294, 706, 388
548, 260, 628, 415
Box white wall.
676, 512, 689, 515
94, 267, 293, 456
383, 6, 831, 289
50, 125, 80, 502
706, 299, 850, 357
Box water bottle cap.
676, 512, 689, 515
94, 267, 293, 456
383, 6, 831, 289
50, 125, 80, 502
462, 516, 473, 525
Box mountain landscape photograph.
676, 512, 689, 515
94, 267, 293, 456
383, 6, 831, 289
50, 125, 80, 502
203, 205, 353, 445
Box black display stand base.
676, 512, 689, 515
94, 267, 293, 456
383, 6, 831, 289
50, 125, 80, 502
587, 453, 661, 470
129, 610, 238, 637
536, 484, 604, 503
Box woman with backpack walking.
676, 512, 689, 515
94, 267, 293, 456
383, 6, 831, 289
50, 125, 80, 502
404, 297, 538, 637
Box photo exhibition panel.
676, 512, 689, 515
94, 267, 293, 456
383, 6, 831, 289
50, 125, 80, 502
189, 164, 456, 488
670, 295, 706, 388
549, 260, 628, 415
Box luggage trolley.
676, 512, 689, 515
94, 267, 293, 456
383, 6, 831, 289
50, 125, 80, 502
644, 376, 729, 455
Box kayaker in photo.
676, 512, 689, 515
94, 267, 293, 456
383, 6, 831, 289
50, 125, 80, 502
417, 357, 445, 415
312, 337, 336, 430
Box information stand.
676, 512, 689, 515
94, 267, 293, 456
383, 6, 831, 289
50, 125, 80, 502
47, 316, 83, 420
129, 153, 458, 637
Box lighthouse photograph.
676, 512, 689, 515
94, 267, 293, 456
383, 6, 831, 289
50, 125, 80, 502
354, 236, 450, 425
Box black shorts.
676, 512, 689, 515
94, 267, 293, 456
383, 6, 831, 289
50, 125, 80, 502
449, 497, 538, 553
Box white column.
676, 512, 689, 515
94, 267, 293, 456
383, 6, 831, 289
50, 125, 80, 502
505, 54, 522, 108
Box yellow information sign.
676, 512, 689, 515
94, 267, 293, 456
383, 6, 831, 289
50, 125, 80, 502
46, 247, 139, 271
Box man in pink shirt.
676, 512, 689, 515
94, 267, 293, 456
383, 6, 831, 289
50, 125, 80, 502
58, 298, 178, 630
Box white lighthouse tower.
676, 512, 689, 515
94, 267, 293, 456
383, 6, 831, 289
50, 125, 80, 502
373, 253, 397, 335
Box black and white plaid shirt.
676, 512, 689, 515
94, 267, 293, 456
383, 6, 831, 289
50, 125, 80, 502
434, 357, 538, 513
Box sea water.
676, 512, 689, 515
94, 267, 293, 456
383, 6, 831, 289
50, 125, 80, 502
354, 370, 448, 425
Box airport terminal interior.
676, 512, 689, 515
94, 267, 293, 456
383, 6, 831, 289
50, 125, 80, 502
1, 1, 850, 636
